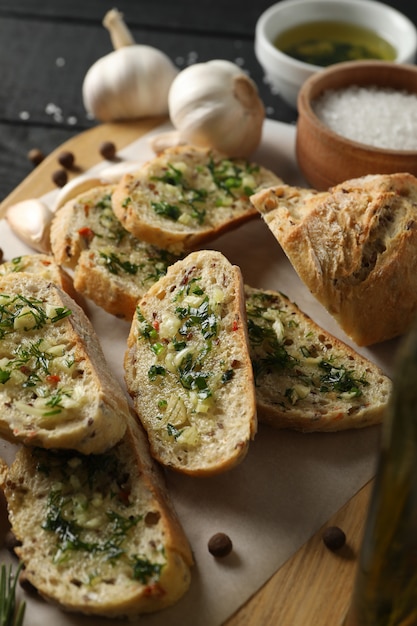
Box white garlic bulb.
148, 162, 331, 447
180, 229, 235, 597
82, 9, 178, 122
6, 199, 53, 253
165, 60, 265, 157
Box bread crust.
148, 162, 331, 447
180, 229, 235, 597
251, 173, 417, 345
111, 145, 282, 253
0, 273, 128, 453
0, 412, 193, 617
124, 249, 257, 475
245, 285, 392, 431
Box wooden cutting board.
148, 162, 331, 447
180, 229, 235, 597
0, 117, 371, 626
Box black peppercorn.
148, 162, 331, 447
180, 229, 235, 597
27, 148, 45, 166
57, 150, 75, 169
99, 141, 117, 160
52, 168, 68, 188
322, 526, 346, 551
208, 532, 233, 557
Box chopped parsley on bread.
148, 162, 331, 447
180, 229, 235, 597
111, 145, 282, 253
245, 285, 392, 432
124, 249, 257, 475
0, 273, 128, 453
50, 184, 181, 320
0, 412, 193, 617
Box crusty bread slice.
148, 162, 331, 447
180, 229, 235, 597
0, 273, 128, 453
0, 411, 193, 618
124, 249, 257, 476
251, 174, 417, 345
0, 253, 80, 303
50, 184, 181, 320
111, 145, 282, 254
244, 285, 392, 432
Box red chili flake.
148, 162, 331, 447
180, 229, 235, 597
118, 489, 131, 505
46, 374, 61, 384
232, 320, 239, 331
152, 320, 160, 331
78, 227, 94, 241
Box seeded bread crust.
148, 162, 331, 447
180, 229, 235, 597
251, 173, 417, 346
50, 184, 181, 320
124, 249, 257, 476
245, 285, 392, 432
111, 145, 282, 254
0, 273, 127, 453
0, 412, 193, 618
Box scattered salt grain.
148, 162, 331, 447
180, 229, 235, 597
313, 85, 417, 150
19, 111, 30, 120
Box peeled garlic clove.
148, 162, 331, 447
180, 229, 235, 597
6, 199, 53, 253
99, 160, 145, 183
149, 130, 184, 154
53, 176, 104, 212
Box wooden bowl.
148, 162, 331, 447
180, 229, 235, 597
296, 61, 417, 190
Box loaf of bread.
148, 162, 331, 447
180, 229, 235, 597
0, 273, 128, 453
245, 285, 392, 432
0, 411, 193, 618
124, 249, 257, 475
50, 184, 181, 320
251, 173, 417, 346
0, 253, 80, 303
111, 145, 282, 254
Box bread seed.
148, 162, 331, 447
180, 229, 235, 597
208, 532, 233, 557
322, 526, 346, 551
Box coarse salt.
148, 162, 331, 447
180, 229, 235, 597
313, 85, 417, 150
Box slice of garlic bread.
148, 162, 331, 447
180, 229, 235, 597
0, 412, 193, 618
50, 184, 181, 320
0, 273, 128, 453
245, 285, 392, 432
111, 145, 282, 253
124, 250, 257, 475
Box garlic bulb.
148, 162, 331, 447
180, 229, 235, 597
82, 9, 178, 121
165, 60, 265, 157
6, 199, 53, 253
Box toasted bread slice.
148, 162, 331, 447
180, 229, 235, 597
245, 285, 392, 432
111, 145, 282, 254
124, 250, 257, 475
50, 184, 181, 320
0, 412, 193, 618
251, 174, 417, 345
0, 273, 128, 453
0, 253, 78, 301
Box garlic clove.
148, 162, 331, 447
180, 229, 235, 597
53, 177, 104, 212
99, 160, 146, 183
6, 199, 53, 253
149, 130, 184, 155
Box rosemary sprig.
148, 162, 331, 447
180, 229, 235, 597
0, 562, 26, 626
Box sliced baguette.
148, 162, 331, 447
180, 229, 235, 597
245, 285, 392, 432
0, 273, 128, 453
251, 174, 417, 345
0, 411, 193, 618
124, 249, 257, 476
50, 184, 181, 320
111, 145, 282, 254
0, 253, 80, 303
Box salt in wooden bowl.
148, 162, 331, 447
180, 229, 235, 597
296, 60, 417, 190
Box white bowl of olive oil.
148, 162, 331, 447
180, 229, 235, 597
255, 0, 417, 109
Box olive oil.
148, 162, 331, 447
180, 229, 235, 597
274, 21, 396, 66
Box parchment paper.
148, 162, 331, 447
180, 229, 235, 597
0, 120, 398, 626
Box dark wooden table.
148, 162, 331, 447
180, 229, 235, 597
0, 2, 417, 625
1, 0, 415, 204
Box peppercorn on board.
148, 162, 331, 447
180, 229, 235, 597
0, 119, 396, 626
